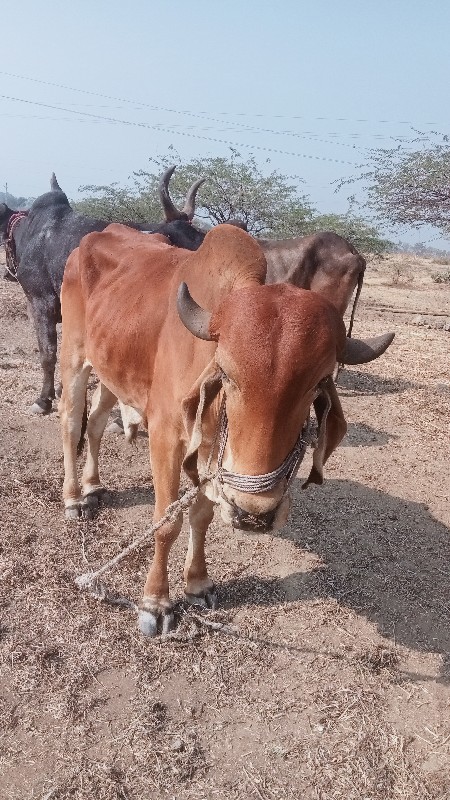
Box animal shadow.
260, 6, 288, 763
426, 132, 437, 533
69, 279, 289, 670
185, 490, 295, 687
220, 478, 450, 680
105, 484, 155, 510
337, 368, 418, 396
341, 422, 397, 447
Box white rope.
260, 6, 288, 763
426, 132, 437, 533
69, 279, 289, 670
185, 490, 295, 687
218, 413, 313, 493
75, 476, 211, 597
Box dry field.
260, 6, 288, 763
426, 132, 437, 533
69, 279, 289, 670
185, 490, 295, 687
0, 250, 449, 799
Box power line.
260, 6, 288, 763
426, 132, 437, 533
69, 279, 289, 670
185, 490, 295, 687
1, 73, 367, 153
0, 106, 426, 152
0, 111, 115, 123
0, 93, 360, 166
0, 70, 436, 161
0, 69, 444, 129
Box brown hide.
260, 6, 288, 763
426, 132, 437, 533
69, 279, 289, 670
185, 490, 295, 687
305, 378, 347, 487
62, 222, 348, 484
181, 360, 223, 485
180, 287, 348, 492
260, 231, 366, 322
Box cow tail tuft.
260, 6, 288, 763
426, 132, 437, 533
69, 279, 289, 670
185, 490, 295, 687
346, 258, 366, 339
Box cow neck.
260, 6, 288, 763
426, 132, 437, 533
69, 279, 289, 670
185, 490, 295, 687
4, 211, 28, 279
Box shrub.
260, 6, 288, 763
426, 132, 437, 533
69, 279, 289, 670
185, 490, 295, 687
432, 269, 450, 284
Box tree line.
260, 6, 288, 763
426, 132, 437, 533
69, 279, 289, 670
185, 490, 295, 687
5, 133, 449, 254
0, 191, 34, 210
346, 132, 450, 238
74, 150, 392, 255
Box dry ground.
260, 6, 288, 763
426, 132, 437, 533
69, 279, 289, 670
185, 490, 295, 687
0, 251, 449, 799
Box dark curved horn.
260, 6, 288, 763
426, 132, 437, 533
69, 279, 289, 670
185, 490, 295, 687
182, 178, 205, 221
341, 332, 395, 365
50, 172, 62, 191
159, 165, 181, 222
177, 282, 213, 341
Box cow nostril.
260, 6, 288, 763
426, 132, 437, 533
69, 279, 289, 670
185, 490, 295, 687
232, 503, 277, 531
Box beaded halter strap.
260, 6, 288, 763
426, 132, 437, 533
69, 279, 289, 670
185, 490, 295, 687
4, 211, 28, 279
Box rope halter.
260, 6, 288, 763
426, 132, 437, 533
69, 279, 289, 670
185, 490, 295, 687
211, 395, 316, 496
3, 211, 28, 279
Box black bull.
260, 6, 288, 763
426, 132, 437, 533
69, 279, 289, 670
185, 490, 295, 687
0, 171, 205, 413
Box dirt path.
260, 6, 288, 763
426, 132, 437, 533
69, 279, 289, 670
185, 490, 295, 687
1, 255, 449, 799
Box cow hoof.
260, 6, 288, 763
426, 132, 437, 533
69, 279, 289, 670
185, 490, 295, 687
185, 588, 218, 610
81, 504, 96, 520
138, 606, 175, 637
80, 493, 101, 519
65, 504, 81, 520
29, 399, 52, 415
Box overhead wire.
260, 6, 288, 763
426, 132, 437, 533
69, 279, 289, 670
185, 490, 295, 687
0, 72, 438, 161
0, 70, 443, 128
0, 93, 361, 166
0, 105, 427, 154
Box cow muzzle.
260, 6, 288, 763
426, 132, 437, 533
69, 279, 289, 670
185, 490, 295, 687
217, 489, 291, 533
231, 499, 288, 532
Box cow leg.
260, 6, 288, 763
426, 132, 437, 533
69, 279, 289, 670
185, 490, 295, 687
27, 296, 59, 414
138, 426, 184, 637
81, 382, 117, 512
184, 493, 217, 608
60, 362, 92, 519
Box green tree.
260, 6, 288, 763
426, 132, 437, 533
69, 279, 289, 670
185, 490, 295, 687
348, 134, 450, 235
74, 149, 391, 252
74, 181, 162, 223
0, 191, 34, 209
75, 149, 315, 236
135, 149, 315, 236
305, 212, 393, 255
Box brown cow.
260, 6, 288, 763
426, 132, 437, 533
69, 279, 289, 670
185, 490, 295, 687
260, 232, 365, 337
59, 224, 394, 636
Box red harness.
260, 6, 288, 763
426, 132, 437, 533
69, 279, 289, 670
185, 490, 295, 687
4, 210, 28, 278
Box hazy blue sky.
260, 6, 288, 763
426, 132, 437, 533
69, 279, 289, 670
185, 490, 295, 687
2, 1, 449, 245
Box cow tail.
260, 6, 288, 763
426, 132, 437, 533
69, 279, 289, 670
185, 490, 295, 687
346, 261, 365, 338
77, 393, 88, 456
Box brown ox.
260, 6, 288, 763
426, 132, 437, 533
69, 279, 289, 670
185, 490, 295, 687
59, 224, 393, 636
260, 232, 365, 337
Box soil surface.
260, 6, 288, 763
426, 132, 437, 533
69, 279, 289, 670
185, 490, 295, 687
1, 251, 449, 799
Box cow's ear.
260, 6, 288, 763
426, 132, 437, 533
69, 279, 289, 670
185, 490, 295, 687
182, 360, 222, 485
303, 377, 347, 488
